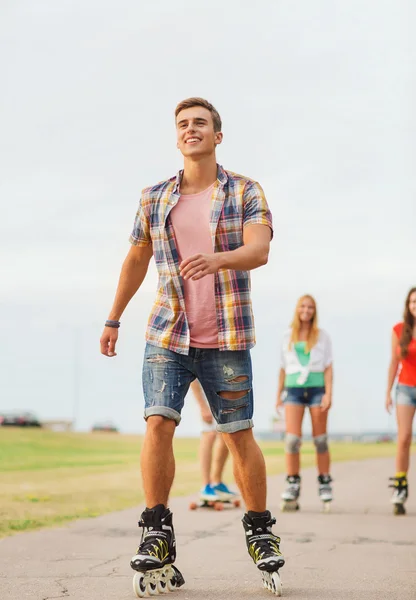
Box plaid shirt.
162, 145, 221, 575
130, 164, 273, 355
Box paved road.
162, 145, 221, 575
1, 457, 415, 600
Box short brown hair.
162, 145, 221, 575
175, 97, 222, 132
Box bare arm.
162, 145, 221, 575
100, 244, 153, 356
321, 364, 333, 412
385, 331, 400, 413
179, 224, 271, 281
190, 380, 213, 424
276, 368, 286, 410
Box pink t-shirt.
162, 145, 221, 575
169, 184, 219, 348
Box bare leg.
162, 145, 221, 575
199, 430, 217, 487
140, 416, 176, 507
211, 434, 230, 484
223, 428, 266, 512
284, 405, 305, 475
310, 407, 330, 474
395, 405, 415, 472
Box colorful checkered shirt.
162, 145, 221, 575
130, 164, 273, 355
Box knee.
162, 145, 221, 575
313, 433, 328, 454
202, 430, 217, 444
146, 415, 176, 437
285, 433, 302, 454
398, 433, 412, 448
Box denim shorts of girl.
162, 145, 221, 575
396, 384, 416, 407
283, 386, 325, 407
142, 343, 254, 433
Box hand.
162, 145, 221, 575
385, 393, 393, 414
320, 394, 332, 412
201, 407, 213, 425
180, 253, 222, 281
276, 392, 284, 412
100, 326, 118, 357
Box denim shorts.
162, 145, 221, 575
396, 384, 416, 407
283, 386, 325, 407
142, 343, 253, 433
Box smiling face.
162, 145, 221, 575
297, 297, 316, 324
408, 291, 416, 320
176, 106, 223, 159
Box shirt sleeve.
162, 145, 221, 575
129, 195, 151, 246
280, 344, 286, 369
243, 181, 273, 238
323, 332, 333, 368
393, 323, 403, 338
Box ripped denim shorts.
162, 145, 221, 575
142, 343, 253, 433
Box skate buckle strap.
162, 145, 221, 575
251, 533, 280, 543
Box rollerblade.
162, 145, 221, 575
242, 511, 285, 596
389, 474, 408, 515
130, 504, 185, 597
318, 474, 332, 513
280, 475, 301, 512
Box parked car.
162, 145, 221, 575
91, 420, 119, 433
0, 411, 42, 427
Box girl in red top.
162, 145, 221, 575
385, 287, 416, 514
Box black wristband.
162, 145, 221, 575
105, 320, 120, 329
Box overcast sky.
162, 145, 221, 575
1, 1, 414, 436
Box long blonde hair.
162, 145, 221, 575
290, 294, 319, 353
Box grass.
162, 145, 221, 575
0, 428, 403, 538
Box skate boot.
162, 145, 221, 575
280, 474, 301, 511
130, 504, 185, 597
389, 474, 408, 515
212, 482, 240, 507
242, 511, 285, 596
318, 474, 333, 513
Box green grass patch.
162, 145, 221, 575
0, 428, 403, 538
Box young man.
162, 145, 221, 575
100, 97, 285, 593
191, 379, 238, 504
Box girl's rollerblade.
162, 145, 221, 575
242, 511, 285, 596
389, 474, 408, 515
280, 475, 301, 512
318, 474, 332, 513
130, 504, 185, 597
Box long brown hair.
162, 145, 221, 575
399, 287, 416, 358
290, 294, 319, 353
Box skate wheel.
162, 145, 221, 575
214, 501, 224, 511
167, 577, 176, 592
189, 502, 198, 510
280, 500, 299, 512
157, 578, 167, 594
322, 502, 331, 514
233, 499, 241, 508
394, 503, 406, 515
147, 581, 158, 596
271, 572, 282, 596
133, 573, 147, 598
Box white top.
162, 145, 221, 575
280, 328, 333, 385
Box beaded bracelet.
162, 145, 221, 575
105, 320, 120, 329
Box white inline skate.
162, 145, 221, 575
318, 474, 333, 513
389, 475, 408, 515
130, 504, 185, 597
280, 475, 301, 512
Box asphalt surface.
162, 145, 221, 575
1, 456, 415, 600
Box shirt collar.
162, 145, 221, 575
173, 164, 228, 194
